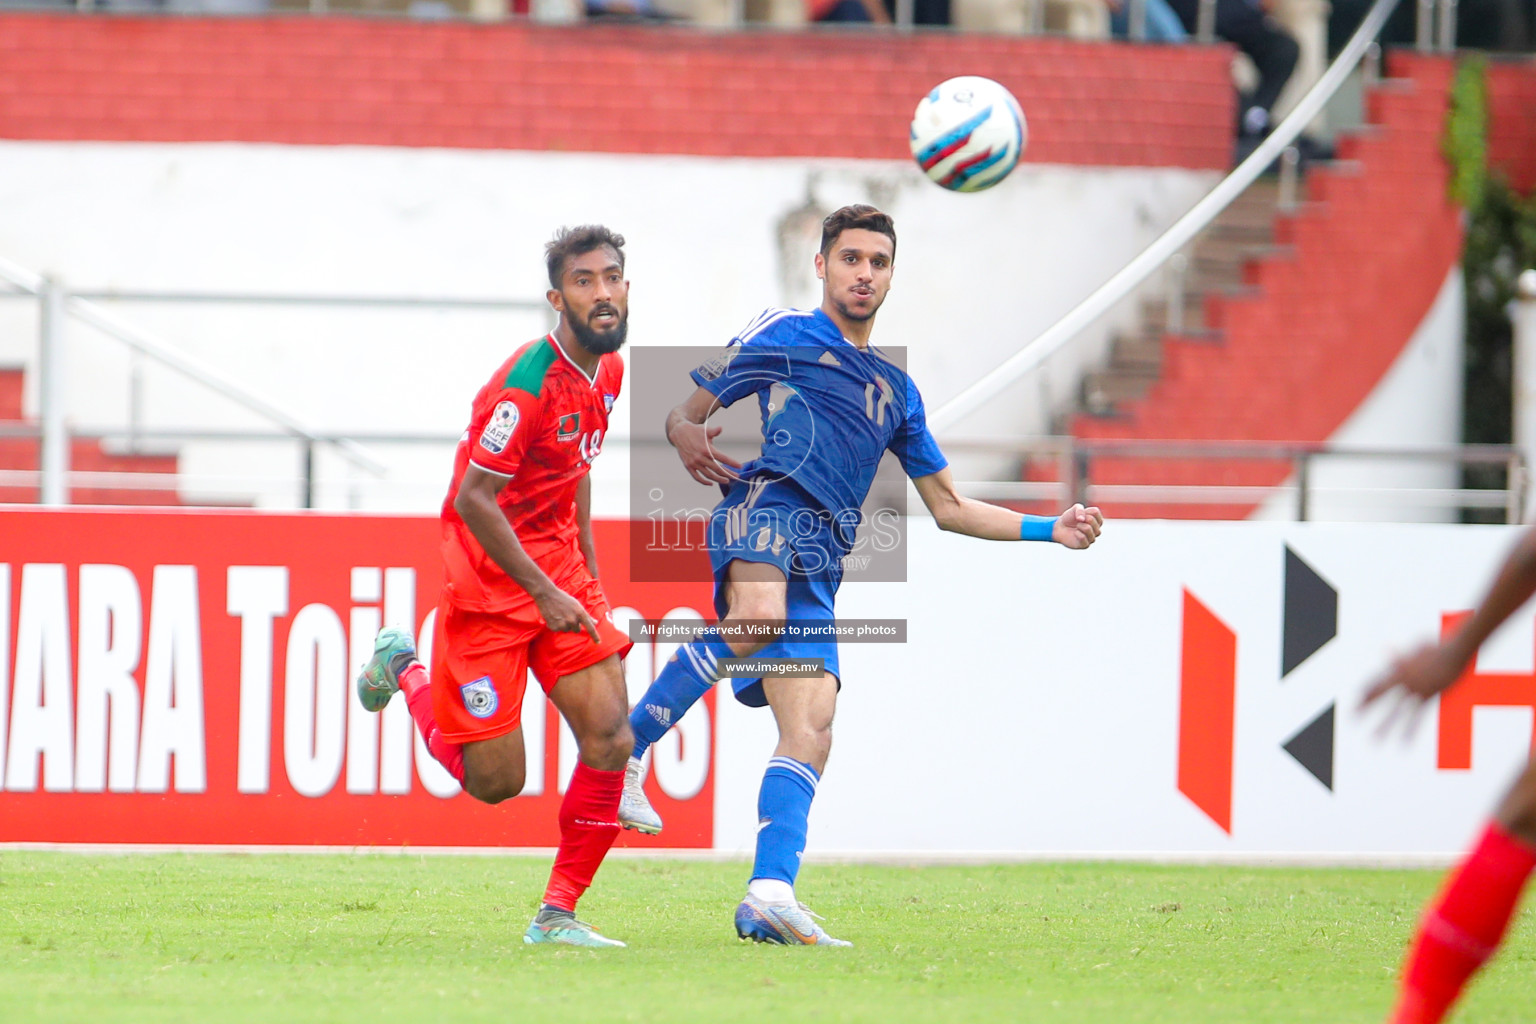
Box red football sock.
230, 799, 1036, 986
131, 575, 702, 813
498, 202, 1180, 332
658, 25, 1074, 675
1390, 821, 1536, 1024
401, 663, 464, 785
542, 761, 624, 912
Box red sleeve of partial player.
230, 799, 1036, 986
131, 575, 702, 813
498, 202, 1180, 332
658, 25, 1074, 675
467, 387, 542, 480
599, 351, 624, 404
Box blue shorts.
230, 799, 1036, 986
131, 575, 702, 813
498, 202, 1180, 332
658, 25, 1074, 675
708, 478, 847, 707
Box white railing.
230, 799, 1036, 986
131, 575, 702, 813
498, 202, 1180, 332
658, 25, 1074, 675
933, 438, 1525, 523
0, 261, 549, 507
0, 425, 1517, 522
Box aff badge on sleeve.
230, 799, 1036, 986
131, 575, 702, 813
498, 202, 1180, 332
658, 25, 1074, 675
695, 345, 740, 382
459, 676, 499, 719
480, 401, 519, 455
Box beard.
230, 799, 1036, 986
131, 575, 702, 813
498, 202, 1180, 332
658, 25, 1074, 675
569, 306, 628, 355
831, 293, 881, 323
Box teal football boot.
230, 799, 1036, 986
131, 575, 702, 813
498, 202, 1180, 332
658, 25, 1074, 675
356, 626, 416, 713
523, 909, 626, 948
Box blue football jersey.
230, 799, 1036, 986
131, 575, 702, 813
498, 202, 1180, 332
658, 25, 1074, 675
690, 306, 949, 518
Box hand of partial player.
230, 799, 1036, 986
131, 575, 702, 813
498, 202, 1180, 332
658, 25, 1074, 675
534, 586, 602, 644
671, 421, 741, 486
1053, 504, 1104, 549
1359, 642, 1466, 739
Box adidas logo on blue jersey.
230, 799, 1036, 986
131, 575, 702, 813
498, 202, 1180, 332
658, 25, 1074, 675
818, 350, 841, 366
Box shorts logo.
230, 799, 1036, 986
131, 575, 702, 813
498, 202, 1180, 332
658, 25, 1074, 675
557, 413, 581, 441
751, 527, 787, 555
480, 401, 519, 455
460, 676, 499, 719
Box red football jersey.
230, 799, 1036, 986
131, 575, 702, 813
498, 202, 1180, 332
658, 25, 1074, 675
440, 334, 623, 612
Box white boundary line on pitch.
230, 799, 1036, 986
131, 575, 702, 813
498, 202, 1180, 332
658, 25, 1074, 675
0, 842, 1459, 869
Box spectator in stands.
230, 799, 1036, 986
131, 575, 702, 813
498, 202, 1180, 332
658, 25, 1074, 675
584, 0, 673, 18
1106, 0, 1189, 42
886, 0, 949, 22
1165, 0, 1298, 161
811, 0, 891, 20
813, 0, 949, 24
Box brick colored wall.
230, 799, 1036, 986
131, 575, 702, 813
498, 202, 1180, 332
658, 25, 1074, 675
1488, 56, 1536, 194
0, 13, 1234, 168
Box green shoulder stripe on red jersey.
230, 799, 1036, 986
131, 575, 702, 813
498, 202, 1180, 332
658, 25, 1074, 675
503, 338, 559, 396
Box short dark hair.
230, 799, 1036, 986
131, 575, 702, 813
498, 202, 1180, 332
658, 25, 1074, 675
545, 225, 626, 290
819, 205, 896, 261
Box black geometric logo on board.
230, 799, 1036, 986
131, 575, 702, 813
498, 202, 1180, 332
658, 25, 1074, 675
1282, 546, 1338, 678
1282, 703, 1335, 791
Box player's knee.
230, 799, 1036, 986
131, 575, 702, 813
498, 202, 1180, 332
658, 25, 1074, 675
464, 764, 525, 805
578, 716, 633, 772
727, 603, 785, 644
781, 722, 832, 767
812, 726, 833, 765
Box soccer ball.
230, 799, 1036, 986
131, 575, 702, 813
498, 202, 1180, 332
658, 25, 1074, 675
909, 76, 1027, 193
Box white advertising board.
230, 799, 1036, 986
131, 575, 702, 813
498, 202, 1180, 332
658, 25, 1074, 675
712, 520, 1534, 860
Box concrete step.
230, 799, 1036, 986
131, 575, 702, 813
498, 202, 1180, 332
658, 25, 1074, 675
1070, 174, 1293, 419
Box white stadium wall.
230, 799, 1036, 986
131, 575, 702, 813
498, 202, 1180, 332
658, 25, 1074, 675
0, 140, 1216, 512
4, 509, 1536, 860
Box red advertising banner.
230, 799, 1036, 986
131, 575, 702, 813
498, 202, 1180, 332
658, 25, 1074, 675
0, 509, 715, 848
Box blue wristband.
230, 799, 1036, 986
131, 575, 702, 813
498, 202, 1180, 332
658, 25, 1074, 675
1020, 514, 1054, 541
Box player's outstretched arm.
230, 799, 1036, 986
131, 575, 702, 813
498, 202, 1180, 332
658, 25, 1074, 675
665, 386, 741, 486
1363, 526, 1536, 726
911, 468, 1103, 548
455, 465, 601, 643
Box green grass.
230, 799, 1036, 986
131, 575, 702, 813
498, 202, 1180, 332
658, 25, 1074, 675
3, 853, 1534, 1023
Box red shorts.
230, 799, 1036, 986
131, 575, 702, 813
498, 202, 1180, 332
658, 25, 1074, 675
429, 566, 633, 744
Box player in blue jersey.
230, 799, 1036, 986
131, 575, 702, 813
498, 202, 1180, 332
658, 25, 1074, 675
621, 205, 1103, 946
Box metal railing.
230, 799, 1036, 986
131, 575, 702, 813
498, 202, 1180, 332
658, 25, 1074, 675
0, 264, 549, 507
0, 424, 1517, 522
936, 438, 1525, 523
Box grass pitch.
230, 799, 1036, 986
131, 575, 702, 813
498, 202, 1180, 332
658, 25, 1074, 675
3, 853, 1535, 1023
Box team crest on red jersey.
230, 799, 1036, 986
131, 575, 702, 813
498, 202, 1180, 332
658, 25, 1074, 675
557, 413, 581, 441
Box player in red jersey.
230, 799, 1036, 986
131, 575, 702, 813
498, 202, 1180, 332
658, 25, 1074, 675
357, 225, 635, 948
1363, 526, 1536, 1021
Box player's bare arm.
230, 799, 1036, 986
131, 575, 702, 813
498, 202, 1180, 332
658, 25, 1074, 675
1363, 526, 1536, 716
454, 463, 601, 642
575, 472, 599, 580
666, 385, 741, 486
911, 467, 1103, 548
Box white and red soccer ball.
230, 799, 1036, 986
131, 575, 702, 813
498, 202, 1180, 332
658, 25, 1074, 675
909, 76, 1028, 193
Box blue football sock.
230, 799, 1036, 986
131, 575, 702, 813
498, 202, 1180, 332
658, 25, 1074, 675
751, 756, 819, 889
629, 629, 733, 760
